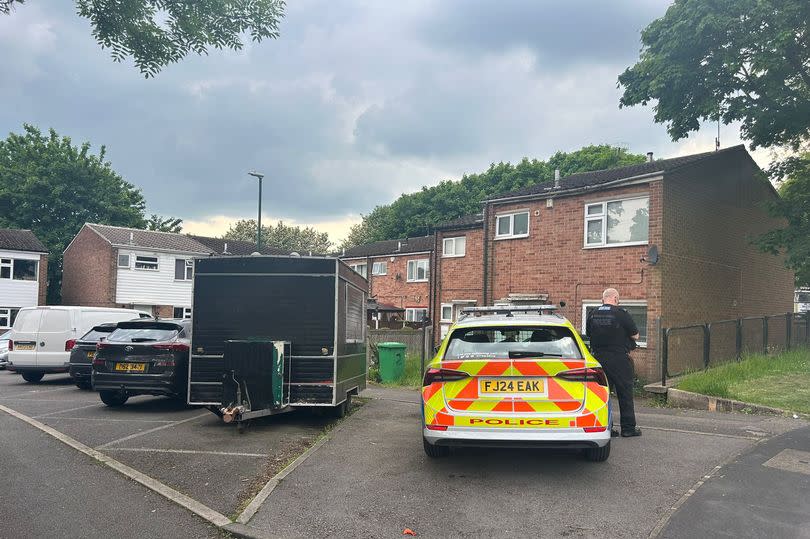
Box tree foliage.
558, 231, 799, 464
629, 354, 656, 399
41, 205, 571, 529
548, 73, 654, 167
760, 156, 810, 286
618, 0, 810, 153
2, 0, 285, 77
224, 219, 333, 254
341, 145, 646, 248
0, 125, 146, 303
146, 214, 182, 233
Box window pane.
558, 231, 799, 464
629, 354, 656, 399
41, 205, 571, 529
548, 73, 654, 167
606, 198, 649, 244
497, 215, 511, 236
455, 237, 466, 256
513, 213, 529, 235
441, 305, 452, 320
443, 238, 453, 255
0, 309, 8, 327
175, 259, 186, 280
12, 259, 37, 281
407, 261, 415, 280
586, 219, 603, 244
623, 305, 648, 342
0, 266, 9, 279
118, 254, 129, 267
587, 204, 603, 215
135, 256, 159, 270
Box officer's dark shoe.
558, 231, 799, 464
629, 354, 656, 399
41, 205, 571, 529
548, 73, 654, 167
611, 429, 620, 438
621, 427, 642, 437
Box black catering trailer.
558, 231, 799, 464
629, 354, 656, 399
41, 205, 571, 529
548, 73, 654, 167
187, 255, 367, 424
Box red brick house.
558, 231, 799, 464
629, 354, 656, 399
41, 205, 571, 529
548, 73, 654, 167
62, 224, 283, 318
0, 229, 48, 328
341, 235, 434, 325
432, 146, 793, 381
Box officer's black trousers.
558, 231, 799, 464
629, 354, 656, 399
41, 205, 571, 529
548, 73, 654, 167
595, 352, 636, 430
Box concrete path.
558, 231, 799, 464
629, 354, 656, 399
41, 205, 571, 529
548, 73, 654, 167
246, 386, 804, 538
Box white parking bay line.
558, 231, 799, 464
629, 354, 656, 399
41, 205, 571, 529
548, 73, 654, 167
95, 412, 210, 449
34, 403, 101, 418
43, 416, 175, 424
0, 404, 231, 528
105, 447, 267, 458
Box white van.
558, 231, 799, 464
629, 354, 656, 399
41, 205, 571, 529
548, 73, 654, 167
9, 306, 151, 382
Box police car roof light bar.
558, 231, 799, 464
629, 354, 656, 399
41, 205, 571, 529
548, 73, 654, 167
460, 305, 559, 318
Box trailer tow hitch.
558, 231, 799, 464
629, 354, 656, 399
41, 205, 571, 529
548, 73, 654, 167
221, 405, 245, 423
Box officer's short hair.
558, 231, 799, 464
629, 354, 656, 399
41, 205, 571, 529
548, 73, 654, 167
602, 288, 619, 302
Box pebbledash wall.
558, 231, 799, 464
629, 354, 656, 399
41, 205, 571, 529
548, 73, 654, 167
431, 147, 793, 382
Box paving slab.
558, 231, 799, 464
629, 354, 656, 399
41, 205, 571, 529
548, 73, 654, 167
248, 393, 774, 538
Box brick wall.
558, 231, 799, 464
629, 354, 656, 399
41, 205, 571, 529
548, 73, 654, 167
659, 153, 794, 375
433, 227, 485, 338
484, 182, 663, 380
38, 253, 48, 305
343, 253, 431, 312
62, 226, 116, 307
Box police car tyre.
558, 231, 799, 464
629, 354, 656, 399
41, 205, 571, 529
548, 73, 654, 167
584, 441, 610, 462
99, 390, 129, 407
21, 372, 44, 383
423, 437, 450, 458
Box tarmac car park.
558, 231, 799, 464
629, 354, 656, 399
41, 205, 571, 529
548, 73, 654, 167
421, 305, 612, 461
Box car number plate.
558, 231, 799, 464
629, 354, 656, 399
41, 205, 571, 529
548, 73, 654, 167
479, 378, 546, 395
114, 362, 146, 373
87, 351, 96, 359
15, 343, 35, 351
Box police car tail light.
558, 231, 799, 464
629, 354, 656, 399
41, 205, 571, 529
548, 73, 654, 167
557, 367, 608, 386
423, 368, 468, 386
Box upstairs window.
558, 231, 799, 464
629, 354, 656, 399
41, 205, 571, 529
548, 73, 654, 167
349, 263, 367, 278
173, 307, 192, 319
117, 254, 130, 268
0, 258, 38, 281
371, 261, 387, 275
584, 196, 649, 247
405, 308, 428, 322
495, 211, 529, 239
134, 255, 159, 271
407, 259, 429, 282
175, 259, 193, 280
442, 236, 466, 257
0, 259, 10, 279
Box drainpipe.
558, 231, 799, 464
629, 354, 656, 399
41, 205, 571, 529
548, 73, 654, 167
482, 203, 490, 305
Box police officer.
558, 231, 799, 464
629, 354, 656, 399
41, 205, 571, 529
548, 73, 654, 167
586, 288, 642, 437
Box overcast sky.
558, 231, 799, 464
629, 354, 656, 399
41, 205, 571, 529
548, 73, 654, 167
0, 1, 768, 241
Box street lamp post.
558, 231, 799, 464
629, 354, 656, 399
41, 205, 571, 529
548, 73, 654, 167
248, 171, 265, 251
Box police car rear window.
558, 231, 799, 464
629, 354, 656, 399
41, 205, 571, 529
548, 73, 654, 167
445, 326, 583, 360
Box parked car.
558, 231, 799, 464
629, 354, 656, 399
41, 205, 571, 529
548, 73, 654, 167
8, 306, 152, 383
0, 330, 11, 369
68, 323, 119, 389
421, 305, 612, 462
92, 319, 191, 407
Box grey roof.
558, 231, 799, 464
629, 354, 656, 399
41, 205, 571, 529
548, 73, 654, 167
0, 229, 47, 253
434, 213, 484, 231
487, 145, 748, 202
88, 224, 212, 253
341, 235, 435, 258
189, 235, 286, 256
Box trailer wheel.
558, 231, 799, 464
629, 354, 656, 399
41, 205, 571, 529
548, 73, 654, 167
331, 393, 351, 418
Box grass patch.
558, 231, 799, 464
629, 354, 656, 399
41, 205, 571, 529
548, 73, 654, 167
676, 348, 810, 414
378, 354, 424, 389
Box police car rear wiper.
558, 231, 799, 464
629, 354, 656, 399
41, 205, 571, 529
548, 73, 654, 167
508, 351, 562, 358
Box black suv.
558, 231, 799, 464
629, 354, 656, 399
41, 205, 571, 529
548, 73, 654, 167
92, 319, 191, 407
68, 323, 119, 389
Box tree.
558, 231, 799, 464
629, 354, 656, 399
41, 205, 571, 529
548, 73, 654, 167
342, 145, 646, 247
146, 214, 182, 233
2, 0, 285, 78
618, 0, 810, 153
759, 156, 810, 286
0, 124, 146, 303
224, 219, 333, 254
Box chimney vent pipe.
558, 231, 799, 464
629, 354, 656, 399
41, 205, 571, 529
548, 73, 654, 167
554, 169, 561, 189
647, 152, 654, 162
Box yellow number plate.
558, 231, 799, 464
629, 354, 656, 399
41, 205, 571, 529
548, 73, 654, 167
480, 378, 546, 395
15, 343, 35, 351
114, 363, 146, 373
87, 351, 96, 359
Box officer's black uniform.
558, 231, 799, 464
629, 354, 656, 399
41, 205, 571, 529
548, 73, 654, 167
586, 304, 639, 434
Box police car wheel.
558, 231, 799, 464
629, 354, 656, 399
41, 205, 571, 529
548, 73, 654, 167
423, 437, 450, 458
584, 441, 611, 462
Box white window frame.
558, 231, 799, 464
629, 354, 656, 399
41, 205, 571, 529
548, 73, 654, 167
495, 211, 530, 239
405, 308, 428, 323
0, 307, 12, 328
440, 303, 453, 322
0, 258, 38, 282
173, 307, 192, 319
583, 196, 649, 248
442, 236, 466, 258
371, 261, 387, 276
582, 300, 648, 347
117, 254, 130, 268
134, 255, 159, 271
175, 259, 193, 281
349, 263, 367, 278
0, 258, 10, 280
407, 259, 429, 282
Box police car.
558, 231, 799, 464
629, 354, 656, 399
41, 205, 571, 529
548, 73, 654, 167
422, 305, 612, 461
